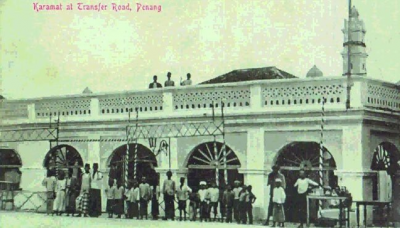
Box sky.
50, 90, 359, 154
0, 0, 399, 99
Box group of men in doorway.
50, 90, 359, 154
148, 72, 192, 89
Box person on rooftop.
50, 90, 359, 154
164, 72, 175, 87
181, 73, 192, 86
149, 75, 162, 89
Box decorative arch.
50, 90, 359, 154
0, 149, 22, 167
43, 144, 84, 169
274, 141, 338, 223
371, 142, 400, 175
0, 149, 23, 190
185, 141, 243, 188
185, 141, 241, 169
274, 141, 336, 171
108, 143, 158, 186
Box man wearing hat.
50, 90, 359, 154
162, 171, 176, 220
139, 177, 151, 219
264, 165, 286, 226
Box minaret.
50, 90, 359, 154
341, 6, 368, 76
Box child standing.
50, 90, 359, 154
272, 179, 286, 227
176, 177, 192, 221
246, 185, 257, 225
238, 185, 248, 224
189, 187, 200, 221
114, 180, 125, 218
105, 179, 116, 218
223, 185, 235, 223
126, 181, 140, 219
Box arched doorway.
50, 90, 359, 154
186, 141, 243, 189
108, 144, 159, 187
43, 145, 84, 170
0, 149, 22, 190
274, 142, 337, 222
370, 142, 400, 225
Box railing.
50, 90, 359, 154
0, 76, 399, 125
363, 79, 400, 112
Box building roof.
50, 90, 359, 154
199, 66, 297, 85
397, 80, 400, 85
306, 65, 323, 78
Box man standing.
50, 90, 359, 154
232, 180, 242, 223
264, 165, 286, 226
162, 171, 176, 220
139, 177, 151, 219
180, 73, 192, 86
89, 163, 103, 217
164, 72, 175, 87
149, 75, 162, 89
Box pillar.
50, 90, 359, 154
246, 127, 266, 220
90, 98, 99, 118
163, 92, 174, 114
87, 135, 101, 166
250, 84, 262, 110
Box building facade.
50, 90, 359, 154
0, 6, 399, 224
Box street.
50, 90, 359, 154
1, 211, 271, 228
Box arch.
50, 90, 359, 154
371, 142, 400, 175
0, 149, 22, 167
0, 149, 22, 190
185, 141, 243, 188
274, 141, 336, 171
43, 144, 84, 169
108, 143, 158, 186
274, 141, 338, 223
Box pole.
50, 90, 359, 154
319, 97, 326, 212
133, 109, 139, 180
346, 0, 352, 110
168, 137, 171, 170
221, 101, 228, 185
213, 136, 219, 186
125, 110, 131, 189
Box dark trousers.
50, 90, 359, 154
200, 201, 209, 220
140, 199, 148, 218
266, 196, 273, 222
233, 200, 240, 222
226, 206, 233, 222
240, 201, 247, 224
89, 189, 102, 217
298, 193, 307, 223
127, 202, 139, 219
209, 202, 218, 218
164, 194, 175, 219
246, 202, 253, 224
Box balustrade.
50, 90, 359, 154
0, 77, 399, 125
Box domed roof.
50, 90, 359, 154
306, 65, 323, 78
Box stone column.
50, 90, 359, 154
246, 127, 266, 220
336, 124, 372, 225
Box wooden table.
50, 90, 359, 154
354, 200, 391, 228
307, 195, 350, 228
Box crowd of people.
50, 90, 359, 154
42, 163, 323, 228
148, 72, 192, 89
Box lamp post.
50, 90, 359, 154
149, 138, 171, 170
